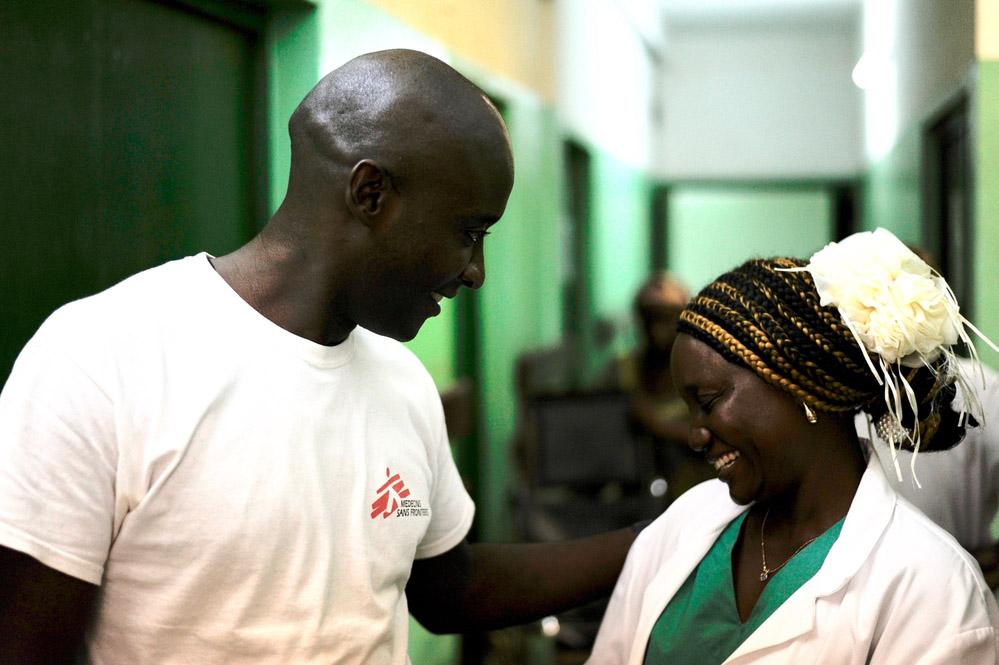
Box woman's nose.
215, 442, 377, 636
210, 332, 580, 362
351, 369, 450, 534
687, 426, 711, 453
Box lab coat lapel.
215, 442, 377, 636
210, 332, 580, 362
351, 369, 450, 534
723, 452, 896, 663
630, 496, 750, 665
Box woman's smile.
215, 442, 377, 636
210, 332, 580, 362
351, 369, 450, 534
709, 450, 740, 475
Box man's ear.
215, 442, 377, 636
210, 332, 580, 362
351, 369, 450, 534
345, 159, 395, 226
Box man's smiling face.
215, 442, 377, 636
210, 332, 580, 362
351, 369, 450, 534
351, 137, 514, 342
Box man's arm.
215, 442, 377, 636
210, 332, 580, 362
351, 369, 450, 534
0, 546, 98, 665
405, 528, 635, 634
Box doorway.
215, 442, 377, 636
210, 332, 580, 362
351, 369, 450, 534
0, 0, 268, 381
923, 93, 973, 316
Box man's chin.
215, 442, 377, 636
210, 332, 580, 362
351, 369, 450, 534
394, 327, 421, 343
366, 318, 425, 343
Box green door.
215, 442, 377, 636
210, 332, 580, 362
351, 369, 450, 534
1, 0, 262, 381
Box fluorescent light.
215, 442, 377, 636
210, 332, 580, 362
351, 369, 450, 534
851, 51, 873, 89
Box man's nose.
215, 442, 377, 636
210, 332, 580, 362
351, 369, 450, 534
460, 246, 485, 290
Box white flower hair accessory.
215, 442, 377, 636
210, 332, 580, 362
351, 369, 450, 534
783, 228, 999, 484
807, 228, 963, 368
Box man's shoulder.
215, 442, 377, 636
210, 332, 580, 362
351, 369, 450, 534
93, 253, 208, 306
31, 255, 209, 357
51, 255, 206, 322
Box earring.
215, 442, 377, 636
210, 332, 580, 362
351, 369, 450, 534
802, 402, 818, 424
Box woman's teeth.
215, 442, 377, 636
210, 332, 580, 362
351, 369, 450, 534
711, 451, 740, 472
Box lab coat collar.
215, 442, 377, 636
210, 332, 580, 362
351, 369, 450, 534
638, 494, 749, 644
724, 445, 896, 662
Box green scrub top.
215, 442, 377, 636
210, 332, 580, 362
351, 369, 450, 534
644, 511, 844, 665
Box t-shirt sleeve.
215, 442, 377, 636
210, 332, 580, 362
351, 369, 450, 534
0, 309, 117, 584
413, 390, 474, 560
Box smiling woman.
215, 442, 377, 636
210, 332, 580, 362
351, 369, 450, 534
587, 228, 999, 665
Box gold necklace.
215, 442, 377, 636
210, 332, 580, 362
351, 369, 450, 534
759, 508, 819, 582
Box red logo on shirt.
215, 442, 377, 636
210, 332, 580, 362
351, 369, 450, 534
371, 467, 411, 519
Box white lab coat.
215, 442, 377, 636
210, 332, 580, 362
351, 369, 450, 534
588, 451, 999, 664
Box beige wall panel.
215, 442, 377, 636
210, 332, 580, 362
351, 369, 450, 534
981, 0, 999, 58
367, 0, 555, 101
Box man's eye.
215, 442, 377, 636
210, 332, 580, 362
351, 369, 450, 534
466, 229, 490, 244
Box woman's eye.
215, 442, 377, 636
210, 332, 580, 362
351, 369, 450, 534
697, 393, 718, 413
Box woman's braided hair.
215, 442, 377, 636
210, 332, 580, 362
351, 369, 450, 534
676, 257, 970, 451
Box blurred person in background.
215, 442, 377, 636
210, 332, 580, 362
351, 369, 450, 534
599, 273, 713, 502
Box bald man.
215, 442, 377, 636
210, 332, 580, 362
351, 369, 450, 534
0, 50, 635, 664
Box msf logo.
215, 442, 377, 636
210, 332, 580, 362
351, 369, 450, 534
371, 468, 410, 519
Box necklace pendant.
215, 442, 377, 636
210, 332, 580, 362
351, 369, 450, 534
760, 570, 768, 581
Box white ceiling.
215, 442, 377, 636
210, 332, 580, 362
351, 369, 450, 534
613, 0, 860, 59
659, 0, 860, 24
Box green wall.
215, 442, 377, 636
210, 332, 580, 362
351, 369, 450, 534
405, 308, 458, 386
589, 152, 654, 317
266, 5, 321, 217
472, 129, 664, 540
978, 59, 999, 539
583, 150, 655, 375
974, 60, 999, 370
666, 186, 834, 293
861, 128, 922, 242
477, 96, 565, 542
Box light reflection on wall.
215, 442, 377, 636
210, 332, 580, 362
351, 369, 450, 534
555, 0, 659, 170
858, 0, 899, 162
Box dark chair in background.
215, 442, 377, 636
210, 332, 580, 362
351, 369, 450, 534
513, 386, 667, 659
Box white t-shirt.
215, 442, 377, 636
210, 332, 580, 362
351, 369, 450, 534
862, 357, 999, 551
0, 254, 474, 664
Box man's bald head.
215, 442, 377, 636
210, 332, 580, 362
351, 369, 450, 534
286, 49, 512, 205
269, 50, 514, 343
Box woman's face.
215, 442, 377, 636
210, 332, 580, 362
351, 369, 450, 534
670, 333, 813, 505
